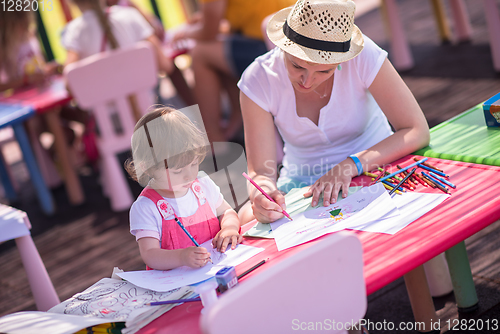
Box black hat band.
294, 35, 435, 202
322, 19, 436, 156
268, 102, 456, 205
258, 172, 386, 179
283, 20, 351, 52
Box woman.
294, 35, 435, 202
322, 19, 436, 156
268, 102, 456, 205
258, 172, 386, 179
238, 0, 430, 224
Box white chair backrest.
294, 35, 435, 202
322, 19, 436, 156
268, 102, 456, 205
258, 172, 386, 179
200, 231, 367, 334
64, 42, 157, 153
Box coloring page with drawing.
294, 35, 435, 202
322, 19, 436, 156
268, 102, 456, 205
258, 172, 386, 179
270, 183, 400, 251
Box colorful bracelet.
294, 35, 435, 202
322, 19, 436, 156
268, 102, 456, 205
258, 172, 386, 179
349, 155, 363, 176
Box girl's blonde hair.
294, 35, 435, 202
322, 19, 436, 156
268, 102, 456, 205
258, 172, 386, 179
125, 106, 208, 187
72, 0, 119, 50
0, 9, 35, 79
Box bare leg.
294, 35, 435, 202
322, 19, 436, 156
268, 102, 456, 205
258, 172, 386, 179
190, 40, 235, 143
168, 63, 195, 106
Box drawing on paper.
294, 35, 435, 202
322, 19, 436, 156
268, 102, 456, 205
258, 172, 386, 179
62, 280, 183, 320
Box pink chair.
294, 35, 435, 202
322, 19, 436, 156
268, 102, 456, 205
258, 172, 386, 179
0, 204, 59, 311
64, 42, 158, 211
200, 231, 367, 334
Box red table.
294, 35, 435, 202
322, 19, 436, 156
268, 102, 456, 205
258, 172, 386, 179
0, 77, 84, 206
138, 155, 500, 333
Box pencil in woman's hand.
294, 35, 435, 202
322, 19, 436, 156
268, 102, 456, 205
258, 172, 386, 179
242, 172, 293, 220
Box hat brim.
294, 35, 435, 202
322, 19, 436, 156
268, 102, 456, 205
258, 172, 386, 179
267, 7, 364, 64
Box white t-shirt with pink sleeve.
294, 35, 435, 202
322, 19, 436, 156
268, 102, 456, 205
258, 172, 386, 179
238, 35, 393, 186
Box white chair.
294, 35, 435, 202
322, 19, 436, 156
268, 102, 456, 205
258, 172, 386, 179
200, 231, 367, 334
0, 204, 59, 311
64, 42, 158, 211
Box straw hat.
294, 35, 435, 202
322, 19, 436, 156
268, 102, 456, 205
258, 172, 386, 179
267, 0, 364, 64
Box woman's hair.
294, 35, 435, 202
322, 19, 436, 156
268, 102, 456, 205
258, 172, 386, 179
0, 9, 35, 79
125, 106, 208, 187
72, 0, 119, 50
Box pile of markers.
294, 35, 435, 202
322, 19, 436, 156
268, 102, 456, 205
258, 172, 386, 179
363, 157, 456, 195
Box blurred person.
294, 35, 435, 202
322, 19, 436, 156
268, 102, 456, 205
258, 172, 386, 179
171, 0, 296, 144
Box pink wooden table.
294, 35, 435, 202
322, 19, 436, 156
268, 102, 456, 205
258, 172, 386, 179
138, 155, 500, 333
0, 76, 84, 206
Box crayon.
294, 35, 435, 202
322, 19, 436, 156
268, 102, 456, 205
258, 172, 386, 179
175, 217, 212, 264
418, 164, 449, 178
390, 167, 417, 195
382, 180, 406, 192
237, 259, 268, 280
422, 172, 448, 189
379, 158, 428, 183
429, 171, 456, 189
397, 165, 417, 188
421, 173, 450, 194
414, 173, 431, 187
382, 182, 402, 195
363, 172, 378, 178
413, 157, 444, 172
242, 172, 292, 220
146, 297, 201, 306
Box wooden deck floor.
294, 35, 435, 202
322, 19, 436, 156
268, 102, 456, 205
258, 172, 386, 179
1, 0, 500, 332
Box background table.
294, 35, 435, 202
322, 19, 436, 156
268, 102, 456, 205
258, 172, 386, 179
414, 103, 500, 166
138, 155, 500, 334
0, 103, 54, 215
0, 77, 84, 205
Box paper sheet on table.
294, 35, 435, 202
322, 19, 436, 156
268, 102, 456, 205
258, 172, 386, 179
0, 312, 112, 334
46, 277, 194, 334
117, 241, 264, 292
347, 191, 450, 234
243, 186, 363, 239
270, 183, 399, 251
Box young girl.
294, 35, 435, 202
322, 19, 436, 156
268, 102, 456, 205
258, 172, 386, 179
0, 10, 61, 93
126, 106, 242, 270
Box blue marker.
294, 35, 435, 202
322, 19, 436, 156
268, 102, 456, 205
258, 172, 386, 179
418, 164, 449, 178
422, 172, 448, 189
429, 171, 456, 189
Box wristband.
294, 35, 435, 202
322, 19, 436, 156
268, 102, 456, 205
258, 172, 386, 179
349, 155, 363, 176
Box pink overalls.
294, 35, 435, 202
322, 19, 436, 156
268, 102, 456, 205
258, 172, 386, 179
139, 179, 221, 253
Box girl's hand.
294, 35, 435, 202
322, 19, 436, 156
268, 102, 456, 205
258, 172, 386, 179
303, 158, 358, 206
212, 226, 242, 253
251, 190, 287, 224
180, 246, 211, 268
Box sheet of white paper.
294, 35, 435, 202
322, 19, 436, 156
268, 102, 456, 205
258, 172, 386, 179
348, 192, 450, 234
271, 183, 400, 251
0, 311, 111, 334
117, 242, 265, 291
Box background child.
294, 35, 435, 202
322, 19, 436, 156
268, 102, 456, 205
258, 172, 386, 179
0, 9, 61, 93
62, 0, 194, 106
126, 106, 242, 270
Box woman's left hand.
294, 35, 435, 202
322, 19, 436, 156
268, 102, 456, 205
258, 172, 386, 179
212, 226, 242, 253
303, 158, 358, 206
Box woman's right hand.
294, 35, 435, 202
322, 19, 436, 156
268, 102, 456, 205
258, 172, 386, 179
181, 246, 211, 268
251, 190, 287, 224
